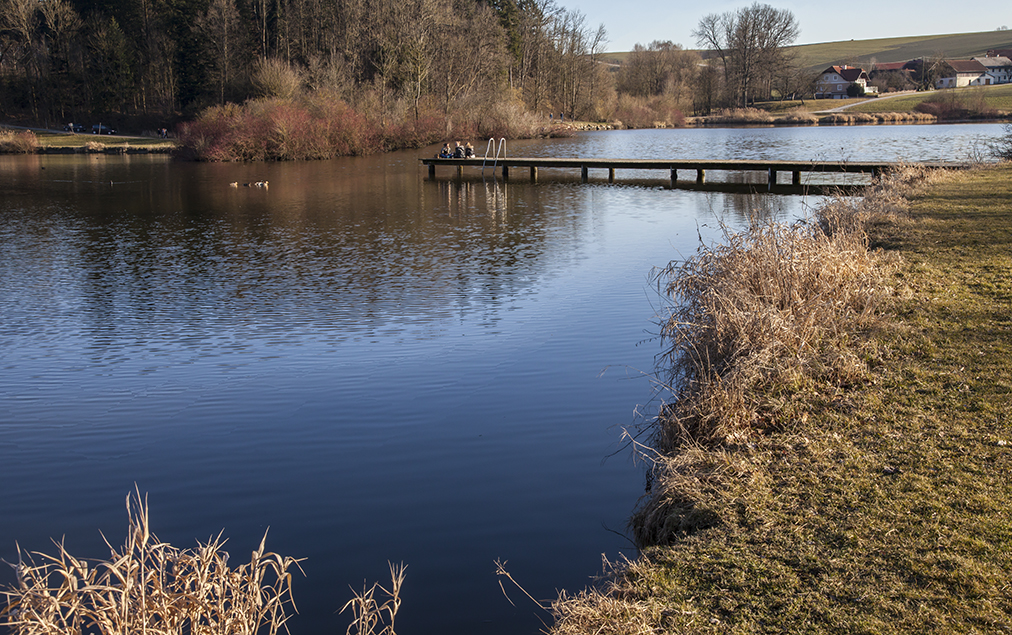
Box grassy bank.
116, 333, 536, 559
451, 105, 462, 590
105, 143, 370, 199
550, 164, 1012, 633
0, 128, 175, 154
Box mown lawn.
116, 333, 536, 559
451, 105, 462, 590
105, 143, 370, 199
551, 164, 1012, 633
34, 131, 174, 148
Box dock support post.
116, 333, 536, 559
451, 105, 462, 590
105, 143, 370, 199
457, 165, 463, 178
792, 171, 801, 185
670, 168, 677, 186
503, 165, 509, 181
696, 169, 705, 184
531, 166, 538, 182
581, 165, 588, 183
768, 168, 777, 187
428, 164, 435, 178
609, 167, 615, 182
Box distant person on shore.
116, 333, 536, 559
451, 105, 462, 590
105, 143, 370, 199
464, 143, 474, 157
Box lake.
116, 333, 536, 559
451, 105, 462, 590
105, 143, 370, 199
0, 123, 997, 634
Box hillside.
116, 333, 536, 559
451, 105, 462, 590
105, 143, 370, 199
792, 30, 1012, 70
602, 30, 1012, 70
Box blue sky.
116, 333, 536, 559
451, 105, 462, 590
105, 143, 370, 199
567, 0, 1012, 52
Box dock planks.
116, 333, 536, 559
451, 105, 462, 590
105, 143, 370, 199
420, 157, 968, 186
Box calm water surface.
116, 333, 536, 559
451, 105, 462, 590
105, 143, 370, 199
0, 124, 993, 633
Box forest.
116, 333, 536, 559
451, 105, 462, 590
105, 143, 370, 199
0, 0, 803, 158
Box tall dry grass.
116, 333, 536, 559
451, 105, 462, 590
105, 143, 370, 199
693, 108, 774, 125
774, 108, 818, 125
340, 562, 406, 635
651, 217, 887, 449
626, 165, 952, 547
819, 111, 936, 125
0, 129, 39, 153
1, 489, 303, 635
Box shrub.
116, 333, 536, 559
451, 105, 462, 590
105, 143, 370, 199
176, 96, 384, 161
254, 58, 304, 99
612, 94, 686, 129
0, 129, 38, 153
915, 89, 996, 120
988, 123, 1012, 161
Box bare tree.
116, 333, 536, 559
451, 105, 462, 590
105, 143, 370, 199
693, 2, 799, 107
617, 40, 698, 101
196, 0, 242, 104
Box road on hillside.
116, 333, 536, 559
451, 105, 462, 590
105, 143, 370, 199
813, 90, 920, 113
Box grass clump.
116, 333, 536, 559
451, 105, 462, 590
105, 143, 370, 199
1, 489, 304, 635
0, 129, 39, 153
340, 562, 407, 635
690, 108, 775, 126
818, 111, 937, 124
550, 163, 1012, 633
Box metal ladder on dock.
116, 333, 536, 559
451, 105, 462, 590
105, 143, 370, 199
481, 138, 506, 177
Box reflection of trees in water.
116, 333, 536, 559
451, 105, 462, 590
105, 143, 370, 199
700, 177, 800, 226
5, 160, 594, 355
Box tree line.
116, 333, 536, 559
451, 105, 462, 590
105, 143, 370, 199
0, 0, 615, 128
1, 0, 804, 140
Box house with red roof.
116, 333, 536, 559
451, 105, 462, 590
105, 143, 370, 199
814, 65, 877, 98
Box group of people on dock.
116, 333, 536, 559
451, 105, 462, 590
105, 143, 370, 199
437, 141, 474, 158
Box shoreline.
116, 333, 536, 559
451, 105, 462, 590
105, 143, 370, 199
3, 114, 1008, 158
549, 162, 1012, 632
34, 145, 175, 155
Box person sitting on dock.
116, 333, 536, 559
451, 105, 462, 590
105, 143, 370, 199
437, 143, 452, 158
464, 143, 474, 157
453, 141, 465, 158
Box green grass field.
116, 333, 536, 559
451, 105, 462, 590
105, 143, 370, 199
847, 84, 1012, 113
35, 131, 174, 148
603, 29, 1012, 71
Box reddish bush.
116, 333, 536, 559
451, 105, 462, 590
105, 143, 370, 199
914, 90, 997, 121
177, 96, 387, 161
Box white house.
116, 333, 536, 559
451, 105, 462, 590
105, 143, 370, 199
973, 55, 1012, 84
815, 65, 877, 98
935, 59, 989, 88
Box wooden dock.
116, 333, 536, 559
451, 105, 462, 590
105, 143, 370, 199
420, 157, 967, 186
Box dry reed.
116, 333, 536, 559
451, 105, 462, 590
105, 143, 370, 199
550, 557, 666, 635
340, 562, 406, 635
624, 166, 956, 548
818, 111, 936, 125
652, 213, 887, 449
1, 488, 304, 635
0, 130, 39, 153
773, 109, 818, 125
697, 108, 775, 125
